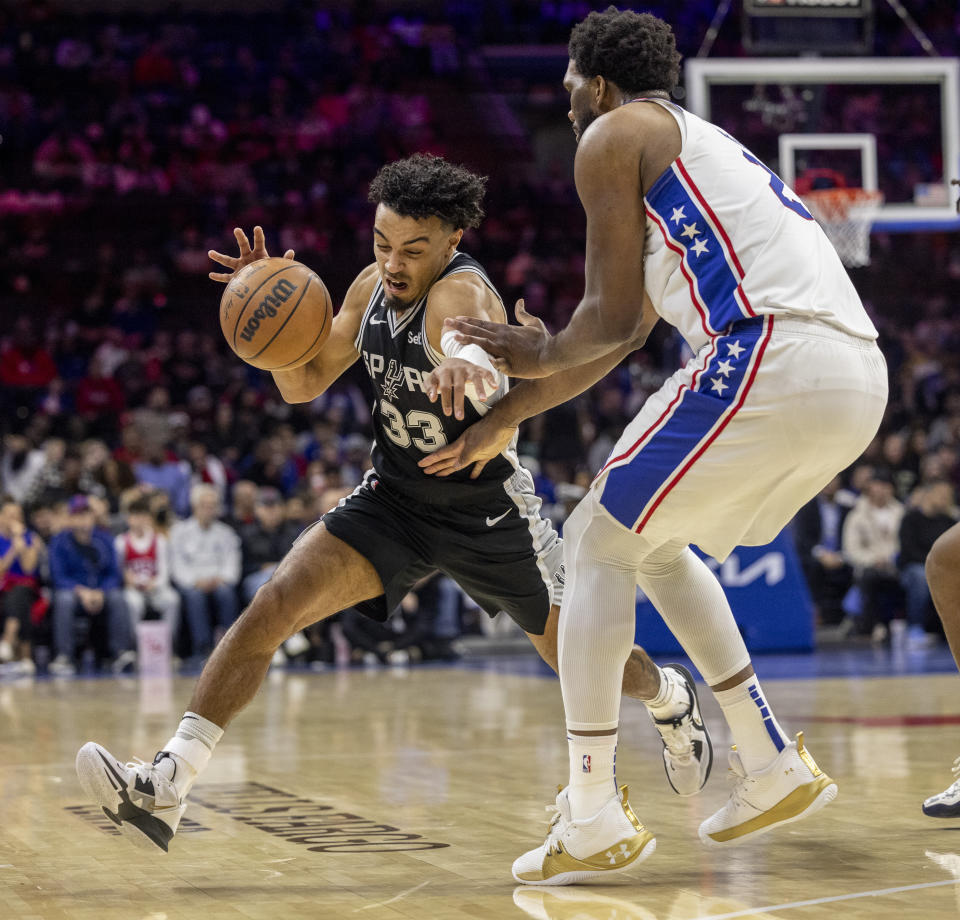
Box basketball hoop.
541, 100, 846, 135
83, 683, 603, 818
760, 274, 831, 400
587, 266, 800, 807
801, 187, 884, 268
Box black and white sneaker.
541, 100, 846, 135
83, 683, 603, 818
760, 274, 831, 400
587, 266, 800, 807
649, 664, 713, 797
76, 742, 186, 851
923, 756, 960, 818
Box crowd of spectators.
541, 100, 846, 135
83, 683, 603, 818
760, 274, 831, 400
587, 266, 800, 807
1, 1, 959, 677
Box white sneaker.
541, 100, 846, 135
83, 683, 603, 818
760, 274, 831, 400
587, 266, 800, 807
283, 631, 310, 657
649, 663, 713, 796
75, 742, 186, 851
512, 786, 656, 886
110, 650, 137, 674
923, 756, 960, 817
699, 732, 837, 847
13, 658, 35, 677
49, 654, 76, 676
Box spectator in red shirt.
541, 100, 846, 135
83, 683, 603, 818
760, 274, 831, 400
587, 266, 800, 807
0, 318, 57, 390
75, 357, 126, 423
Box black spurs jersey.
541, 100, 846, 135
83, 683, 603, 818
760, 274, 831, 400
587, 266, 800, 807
355, 252, 520, 505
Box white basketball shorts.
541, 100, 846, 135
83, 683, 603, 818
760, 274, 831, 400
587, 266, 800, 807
591, 314, 888, 561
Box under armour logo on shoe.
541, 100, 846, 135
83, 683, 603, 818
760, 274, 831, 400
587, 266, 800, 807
605, 843, 631, 864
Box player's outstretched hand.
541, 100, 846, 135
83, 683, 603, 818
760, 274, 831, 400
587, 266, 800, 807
426, 358, 497, 420
208, 226, 295, 283
418, 416, 518, 479
442, 298, 552, 379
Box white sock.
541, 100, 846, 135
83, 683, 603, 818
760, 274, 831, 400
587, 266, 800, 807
566, 733, 618, 821
643, 665, 689, 721
713, 676, 789, 773
159, 711, 224, 799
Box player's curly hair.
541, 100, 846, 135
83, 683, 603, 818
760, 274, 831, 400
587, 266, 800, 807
568, 7, 681, 96
368, 154, 486, 230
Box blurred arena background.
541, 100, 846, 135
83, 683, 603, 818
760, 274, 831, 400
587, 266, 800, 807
5, 3, 960, 919
0, 0, 957, 679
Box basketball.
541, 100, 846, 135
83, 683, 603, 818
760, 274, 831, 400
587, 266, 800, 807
219, 257, 332, 371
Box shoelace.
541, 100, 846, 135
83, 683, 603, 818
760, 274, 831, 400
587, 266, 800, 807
951, 756, 960, 779
541, 804, 568, 854
723, 757, 762, 812
124, 756, 158, 788
660, 717, 695, 761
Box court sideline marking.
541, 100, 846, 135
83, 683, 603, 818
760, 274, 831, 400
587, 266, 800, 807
689, 878, 960, 919
355, 881, 430, 911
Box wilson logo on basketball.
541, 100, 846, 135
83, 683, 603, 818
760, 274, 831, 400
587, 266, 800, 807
238, 279, 298, 342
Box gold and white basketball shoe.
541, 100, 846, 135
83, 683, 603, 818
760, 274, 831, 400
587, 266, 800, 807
699, 732, 837, 847
512, 785, 656, 886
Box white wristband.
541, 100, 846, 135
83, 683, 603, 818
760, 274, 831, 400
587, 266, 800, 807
440, 329, 501, 399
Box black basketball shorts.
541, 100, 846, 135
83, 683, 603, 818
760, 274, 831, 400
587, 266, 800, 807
321, 469, 564, 635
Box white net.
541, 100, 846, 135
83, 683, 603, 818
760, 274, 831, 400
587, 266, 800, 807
801, 188, 884, 268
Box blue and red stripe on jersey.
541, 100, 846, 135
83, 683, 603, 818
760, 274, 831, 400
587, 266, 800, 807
645, 160, 756, 337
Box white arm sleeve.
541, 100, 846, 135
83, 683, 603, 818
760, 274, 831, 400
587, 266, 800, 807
439, 329, 501, 401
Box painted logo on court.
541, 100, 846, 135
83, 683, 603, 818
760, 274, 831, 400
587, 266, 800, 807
188, 782, 449, 853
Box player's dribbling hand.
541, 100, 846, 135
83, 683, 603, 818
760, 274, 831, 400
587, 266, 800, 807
208, 226, 295, 283
442, 298, 552, 379
417, 417, 518, 479
426, 358, 498, 420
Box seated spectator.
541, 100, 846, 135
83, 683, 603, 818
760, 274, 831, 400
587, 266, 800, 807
169, 484, 240, 659
132, 442, 191, 518
22, 437, 67, 506
186, 439, 228, 501
48, 494, 133, 675
114, 496, 180, 646
226, 479, 258, 530
899, 480, 957, 647
0, 318, 58, 418
1, 432, 46, 504
0, 495, 44, 676
794, 476, 855, 626
238, 487, 301, 604
841, 470, 906, 641
75, 356, 126, 435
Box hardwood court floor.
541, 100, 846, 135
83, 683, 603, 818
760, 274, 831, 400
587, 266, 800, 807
3, 653, 960, 920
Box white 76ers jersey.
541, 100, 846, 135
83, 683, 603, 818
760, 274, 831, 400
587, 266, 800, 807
639, 99, 878, 353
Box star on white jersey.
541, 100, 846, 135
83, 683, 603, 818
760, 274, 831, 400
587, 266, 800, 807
709, 377, 729, 395
715, 359, 734, 377
680, 222, 700, 239
691, 238, 709, 257
726, 340, 745, 359
670, 206, 686, 224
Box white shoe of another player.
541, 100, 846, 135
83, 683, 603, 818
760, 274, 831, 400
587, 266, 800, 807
922, 756, 960, 817
649, 663, 713, 796
699, 732, 837, 847
76, 742, 186, 852
512, 785, 656, 886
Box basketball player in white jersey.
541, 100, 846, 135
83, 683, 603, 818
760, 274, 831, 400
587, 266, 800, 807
430, 8, 888, 884
921, 521, 960, 817
74, 154, 712, 854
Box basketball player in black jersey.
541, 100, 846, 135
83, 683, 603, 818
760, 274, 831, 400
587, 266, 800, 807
74, 154, 710, 856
